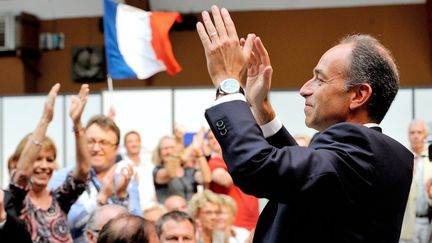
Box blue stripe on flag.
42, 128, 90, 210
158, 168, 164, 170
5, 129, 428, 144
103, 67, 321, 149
103, 0, 137, 79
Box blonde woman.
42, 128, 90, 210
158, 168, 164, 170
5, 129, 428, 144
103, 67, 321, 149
217, 195, 250, 243
188, 190, 224, 243
10, 83, 90, 242
153, 135, 211, 203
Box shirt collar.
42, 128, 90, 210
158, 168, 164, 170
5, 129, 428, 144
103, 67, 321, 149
363, 123, 379, 128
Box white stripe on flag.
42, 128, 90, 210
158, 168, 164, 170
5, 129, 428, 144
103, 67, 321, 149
116, 4, 165, 79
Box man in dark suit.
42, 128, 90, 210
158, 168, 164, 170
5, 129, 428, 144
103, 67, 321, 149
0, 188, 31, 242
196, 6, 413, 243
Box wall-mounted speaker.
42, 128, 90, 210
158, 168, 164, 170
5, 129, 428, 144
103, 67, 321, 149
71, 45, 106, 82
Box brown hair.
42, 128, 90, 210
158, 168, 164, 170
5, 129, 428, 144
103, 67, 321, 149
151, 135, 175, 166
86, 115, 121, 146
8, 133, 57, 175
156, 210, 196, 237
124, 130, 141, 145
97, 214, 155, 243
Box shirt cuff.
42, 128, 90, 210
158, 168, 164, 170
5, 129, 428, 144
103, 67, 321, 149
0, 217, 6, 229
260, 117, 282, 138
212, 93, 247, 106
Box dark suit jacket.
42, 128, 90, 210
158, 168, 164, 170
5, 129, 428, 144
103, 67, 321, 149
205, 101, 413, 243
0, 190, 31, 243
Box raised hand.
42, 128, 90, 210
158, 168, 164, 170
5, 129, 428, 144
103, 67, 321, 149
243, 37, 276, 125
244, 38, 273, 106
196, 5, 255, 87
107, 106, 116, 120
98, 164, 116, 205
192, 127, 206, 151
115, 163, 134, 199
41, 83, 60, 123
71, 84, 91, 182
69, 84, 89, 127
427, 178, 432, 199
165, 155, 182, 179
14, 83, 60, 186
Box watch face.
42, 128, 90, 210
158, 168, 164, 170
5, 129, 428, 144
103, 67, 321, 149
221, 79, 240, 94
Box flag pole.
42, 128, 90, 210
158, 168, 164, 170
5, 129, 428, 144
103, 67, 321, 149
107, 74, 114, 92
106, 75, 116, 119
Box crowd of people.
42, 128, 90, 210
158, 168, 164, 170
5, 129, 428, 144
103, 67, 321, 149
0, 82, 260, 242
1, 5, 432, 243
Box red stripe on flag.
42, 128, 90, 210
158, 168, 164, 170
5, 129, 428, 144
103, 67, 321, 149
150, 12, 182, 76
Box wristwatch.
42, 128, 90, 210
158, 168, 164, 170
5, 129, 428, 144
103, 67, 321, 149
216, 79, 244, 98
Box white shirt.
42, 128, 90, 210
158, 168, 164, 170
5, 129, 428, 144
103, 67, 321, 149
0, 218, 5, 229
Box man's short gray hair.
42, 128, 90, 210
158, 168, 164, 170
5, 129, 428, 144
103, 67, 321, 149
339, 34, 399, 123
84, 204, 128, 241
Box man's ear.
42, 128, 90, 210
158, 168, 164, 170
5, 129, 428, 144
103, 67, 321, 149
349, 83, 372, 110
85, 230, 94, 243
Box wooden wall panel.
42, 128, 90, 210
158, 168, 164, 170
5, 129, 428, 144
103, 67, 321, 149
0, 4, 430, 94
0, 57, 25, 94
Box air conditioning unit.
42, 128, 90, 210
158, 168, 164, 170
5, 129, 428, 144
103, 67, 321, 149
0, 12, 16, 51
0, 12, 39, 52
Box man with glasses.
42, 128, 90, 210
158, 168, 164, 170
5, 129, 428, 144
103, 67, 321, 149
49, 115, 141, 242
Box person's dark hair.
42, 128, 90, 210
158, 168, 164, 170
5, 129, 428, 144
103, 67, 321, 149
86, 115, 121, 146
97, 214, 155, 243
339, 34, 399, 123
155, 210, 196, 237
124, 130, 141, 145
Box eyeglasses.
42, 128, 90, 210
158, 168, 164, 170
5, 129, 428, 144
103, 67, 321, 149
201, 210, 220, 216
87, 139, 116, 149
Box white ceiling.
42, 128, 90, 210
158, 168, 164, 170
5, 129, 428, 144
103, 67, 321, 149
0, 0, 425, 20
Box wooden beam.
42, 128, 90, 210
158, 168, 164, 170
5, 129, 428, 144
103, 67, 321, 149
426, 0, 432, 59
125, 0, 150, 11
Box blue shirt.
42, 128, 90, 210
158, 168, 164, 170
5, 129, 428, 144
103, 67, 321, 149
48, 165, 142, 242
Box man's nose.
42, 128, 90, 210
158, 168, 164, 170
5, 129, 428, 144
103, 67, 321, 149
92, 142, 102, 151
299, 78, 314, 97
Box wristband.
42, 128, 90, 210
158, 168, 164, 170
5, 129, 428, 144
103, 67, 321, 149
73, 127, 84, 137
30, 137, 43, 147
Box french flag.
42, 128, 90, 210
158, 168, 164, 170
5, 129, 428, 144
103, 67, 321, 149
103, 0, 182, 79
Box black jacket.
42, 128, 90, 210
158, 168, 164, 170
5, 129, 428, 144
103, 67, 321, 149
0, 190, 31, 243
205, 100, 413, 243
